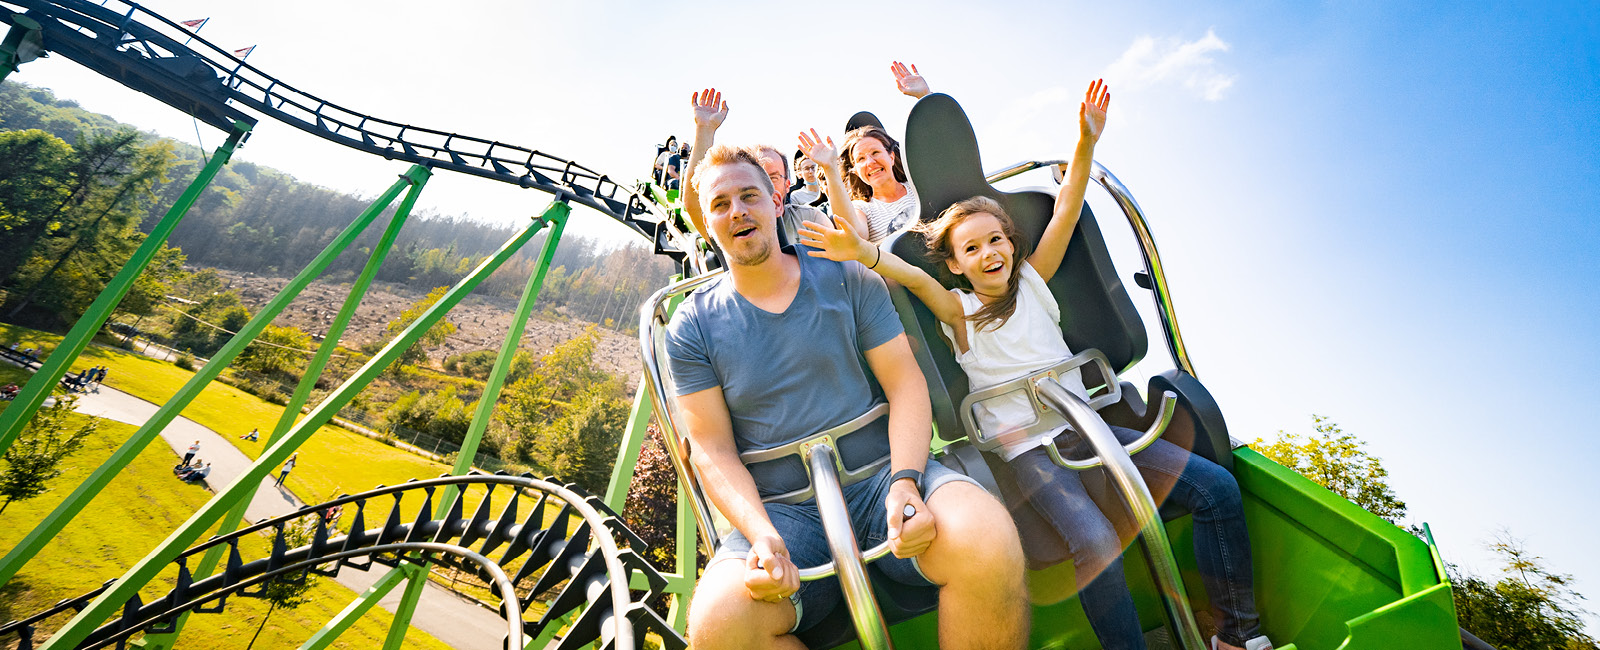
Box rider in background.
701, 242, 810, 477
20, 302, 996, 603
801, 79, 1274, 650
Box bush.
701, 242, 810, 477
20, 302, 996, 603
443, 349, 498, 380
382, 387, 473, 445
175, 352, 197, 371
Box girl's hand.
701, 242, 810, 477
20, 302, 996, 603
798, 214, 873, 264
797, 128, 840, 169
892, 61, 930, 99
1080, 79, 1110, 143
692, 88, 728, 130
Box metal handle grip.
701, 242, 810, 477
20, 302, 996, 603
1044, 390, 1178, 470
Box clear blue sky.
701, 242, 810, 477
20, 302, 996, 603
13, 0, 1599, 628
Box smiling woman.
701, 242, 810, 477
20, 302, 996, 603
839, 126, 919, 243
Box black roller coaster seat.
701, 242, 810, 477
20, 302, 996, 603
886, 93, 1235, 569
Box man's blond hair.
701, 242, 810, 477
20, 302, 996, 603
690, 144, 774, 196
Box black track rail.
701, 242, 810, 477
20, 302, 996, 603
0, 473, 687, 650
0, 0, 692, 262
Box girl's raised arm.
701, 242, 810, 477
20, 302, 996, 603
798, 213, 966, 332
1030, 79, 1110, 282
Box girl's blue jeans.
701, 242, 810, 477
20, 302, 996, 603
1008, 426, 1262, 649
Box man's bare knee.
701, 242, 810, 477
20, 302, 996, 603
687, 560, 797, 650
922, 483, 1025, 585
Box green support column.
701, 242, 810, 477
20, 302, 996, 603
0, 165, 427, 589
38, 200, 568, 650
299, 561, 419, 650
383, 208, 567, 650
664, 480, 697, 632
381, 560, 431, 650
140, 166, 431, 650
603, 382, 655, 509
0, 122, 249, 458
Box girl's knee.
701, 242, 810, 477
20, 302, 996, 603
1062, 516, 1123, 567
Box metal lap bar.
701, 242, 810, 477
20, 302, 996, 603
738, 403, 891, 506
1033, 377, 1206, 650
957, 349, 1122, 447
807, 444, 895, 650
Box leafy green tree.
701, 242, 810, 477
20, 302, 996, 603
0, 394, 99, 515
1250, 415, 1408, 523
523, 384, 629, 495
499, 328, 628, 493
1453, 533, 1597, 650
0, 128, 144, 288
383, 286, 457, 367
236, 324, 314, 376
0, 129, 74, 280
4, 137, 174, 319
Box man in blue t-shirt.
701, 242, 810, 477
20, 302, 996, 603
668, 142, 1027, 649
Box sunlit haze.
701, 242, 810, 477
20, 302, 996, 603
9, 0, 1598, 627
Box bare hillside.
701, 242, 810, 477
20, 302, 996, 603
215, 270, 643, 384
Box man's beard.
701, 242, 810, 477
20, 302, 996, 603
727, 235, 773, 267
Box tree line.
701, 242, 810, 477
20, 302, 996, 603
0, 82, 674, 333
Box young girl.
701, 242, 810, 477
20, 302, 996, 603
799, 80, 1273, 650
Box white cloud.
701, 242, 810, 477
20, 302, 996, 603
1106, 29, 1237, 101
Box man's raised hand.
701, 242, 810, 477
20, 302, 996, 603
1081, 79, 1110, 143
692, 88, 729, 130
892, 61, 930, 99
743, 534, 800, 603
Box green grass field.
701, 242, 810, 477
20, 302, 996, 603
0, 412, 453, 649
1, 323, 573, 599
0, 323, 453, 524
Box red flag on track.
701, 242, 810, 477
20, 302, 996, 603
233, 45, 255, 58
180, 18, 207, 29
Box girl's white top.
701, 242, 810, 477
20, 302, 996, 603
939, 261, 1089, 461
855, 181, 919, 243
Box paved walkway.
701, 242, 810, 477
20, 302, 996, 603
67, 385, 505, 650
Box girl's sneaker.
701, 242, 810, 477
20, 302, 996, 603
1212, 635, 1274, 650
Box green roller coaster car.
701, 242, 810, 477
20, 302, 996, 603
629, 92, 1463, 650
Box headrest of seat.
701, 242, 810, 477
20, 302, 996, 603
845, 110, 886, 133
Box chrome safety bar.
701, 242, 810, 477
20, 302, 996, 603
808, 443, 895, 649
957, 349, 1121, 447
739, 403, 892, 505
983, 159, 1197, 378
640, 269, 730, 556
1033, 377, 1206, 650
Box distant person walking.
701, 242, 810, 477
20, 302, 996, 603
183, 440, 201, 466
275, 452, 298, 487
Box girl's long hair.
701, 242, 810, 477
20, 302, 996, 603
839, 126, 909, 202
916, 196, 1031, 332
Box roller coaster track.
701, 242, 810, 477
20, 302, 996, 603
0, 474, 688, 650
0, 0, 697, 262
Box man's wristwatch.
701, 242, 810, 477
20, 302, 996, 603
889, 468, 924, 496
